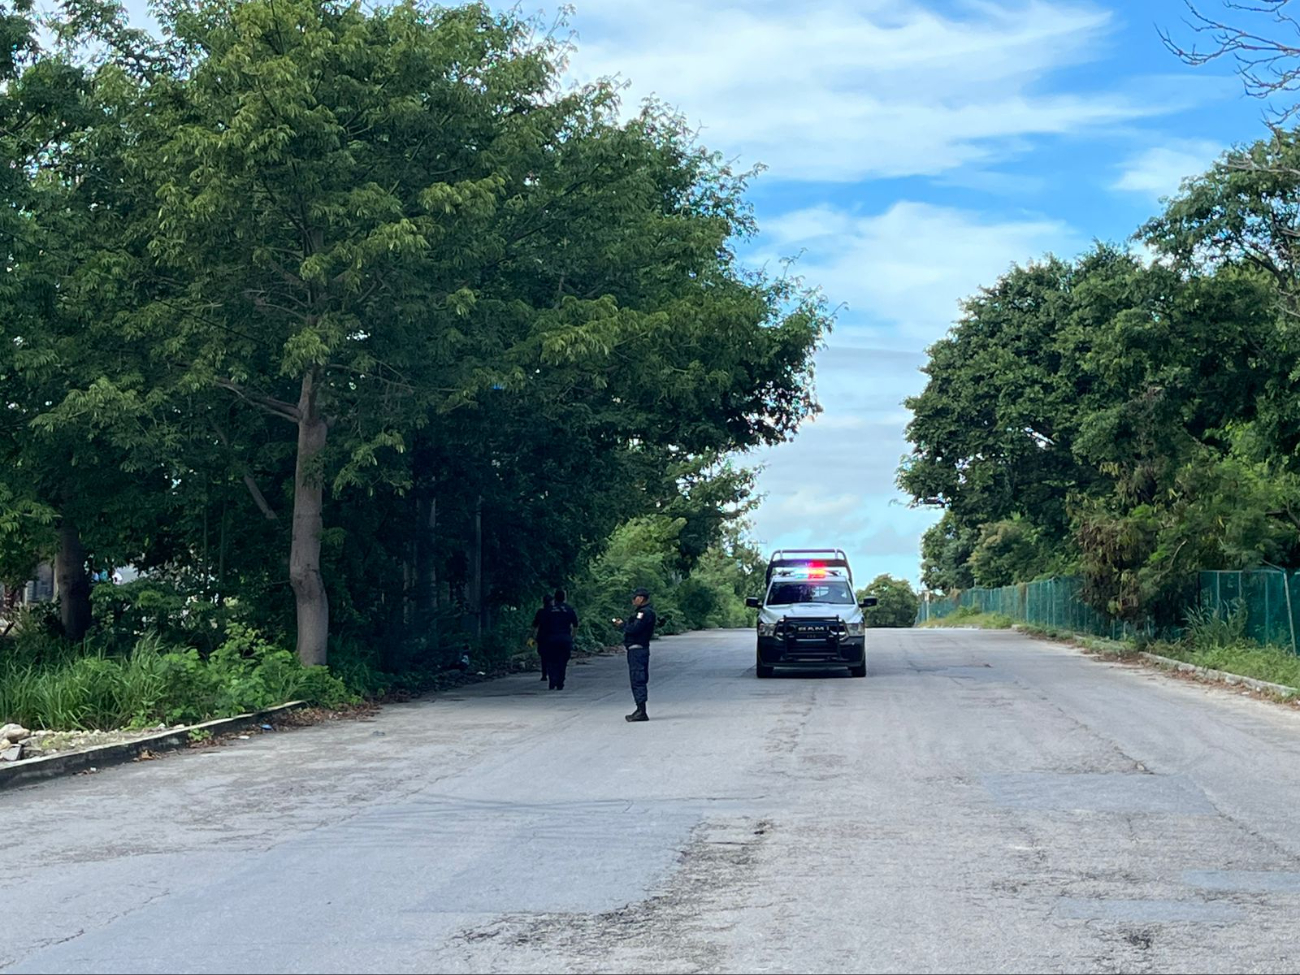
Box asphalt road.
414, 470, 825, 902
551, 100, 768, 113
6, 627, 1300, 974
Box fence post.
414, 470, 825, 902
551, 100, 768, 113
1265, 564, 1297, 657
1266, 574, 1272, 646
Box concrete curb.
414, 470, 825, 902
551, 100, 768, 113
1011, 624, 1300, 699
0, 700, 308, 792
1136, 652, 1299, 699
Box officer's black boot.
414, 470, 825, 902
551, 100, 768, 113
625, 704, 648, 722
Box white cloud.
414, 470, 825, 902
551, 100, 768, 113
1113, 140, 1222, 198
934, 169, 1051, 197
758, 200, 1078, 342
806, 413, 869, 431
774, 488, 864, 518
567, 0, 1192, 181
743, 199, 1080, 577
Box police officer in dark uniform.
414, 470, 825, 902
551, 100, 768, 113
614, 587, 656, 722
542, 588, 579, 690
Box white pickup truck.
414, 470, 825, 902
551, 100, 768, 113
746, 548, 876, 678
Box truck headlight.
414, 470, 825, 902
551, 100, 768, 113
845, 621, 864, 637
758, 621, 777, 637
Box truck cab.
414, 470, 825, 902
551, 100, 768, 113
746, 549, 877, 678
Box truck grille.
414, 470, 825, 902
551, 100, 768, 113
779, 617, 842, 648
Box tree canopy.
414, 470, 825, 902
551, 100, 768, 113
1, 0, 829, 664
901, 133, 1300, 624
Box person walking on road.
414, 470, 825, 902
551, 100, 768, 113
540, 588, 579, 690
614, 587, 656, 722
530, 594, 553, 683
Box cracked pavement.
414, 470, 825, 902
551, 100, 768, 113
5, 628, 1300, 973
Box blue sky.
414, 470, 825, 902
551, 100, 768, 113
558, 0, 1271, 587
114, 0, 1271, 586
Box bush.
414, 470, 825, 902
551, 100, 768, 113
0, 624, 355, 731
325, 614, 527, 701
91, 579, 232, 655
857, 574, 919, 628
1185, 599, 1248, 651
922, 606, 1014, 629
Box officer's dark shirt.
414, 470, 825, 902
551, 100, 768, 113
540, 602, 578, 643
622, 603, 656, 647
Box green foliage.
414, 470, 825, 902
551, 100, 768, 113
91, 579, 231, 655
857, 574, 918, 628
902, 131, 1300, 625
967, 519, 1052, 588
1159, 641, 1300, 691
0, 0, 828, 666
920, 606, 1013, 629
571, 517, 761, 646
0, 624, 353, 731
1185, 600, 1249, 652
919, 512, 976, 593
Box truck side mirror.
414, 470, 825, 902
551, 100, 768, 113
859, 597, 878, 608
745, 596, 761, 609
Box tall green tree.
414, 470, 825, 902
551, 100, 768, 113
101, 0, 826, 664
899, 256, 1095, 543
856, 574, 918, 628
0, 0, 159, 637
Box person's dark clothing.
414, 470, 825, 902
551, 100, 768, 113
539, 602, 578, 642
621, 601, 656, 705
626, 644, 649, 706
539, 601, 578, 689
620, 602, 656, 649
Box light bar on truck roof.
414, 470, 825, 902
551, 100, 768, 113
765, 549, 854, 586
774, 566, 846, 580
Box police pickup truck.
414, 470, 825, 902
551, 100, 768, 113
745, 549, 877, 678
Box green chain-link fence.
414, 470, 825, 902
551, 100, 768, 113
915, 576, 1153, 640
917, 569, 1300, 653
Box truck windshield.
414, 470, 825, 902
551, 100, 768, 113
766, 581, 854, 605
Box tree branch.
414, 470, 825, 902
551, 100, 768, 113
1162, 1, 1300, 120
211, 421, 280, 521
207, 374, 301, 424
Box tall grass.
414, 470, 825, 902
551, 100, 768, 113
920, 605, 1014, 628
1184, 599, 1249, 651
0, 626, 354, 731
1148, 598, 1300, 691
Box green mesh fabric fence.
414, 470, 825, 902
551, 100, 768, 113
915, 576, 1153, 641
1199, 570, 1300, 653
917, 570, 1300, 651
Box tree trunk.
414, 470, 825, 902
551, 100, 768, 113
472, 494, 483, 638
402, 557, 414, 626
415, 486, 438, 633
55, 520, 92, 641
289, 372, 330, 666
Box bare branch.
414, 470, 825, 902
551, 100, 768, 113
1162, 0, 1300, 120
207, 375, 301, 424
211, 421, 280, 521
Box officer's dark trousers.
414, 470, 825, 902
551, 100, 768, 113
542, 640, 571, 688
626, 644, 650, 705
